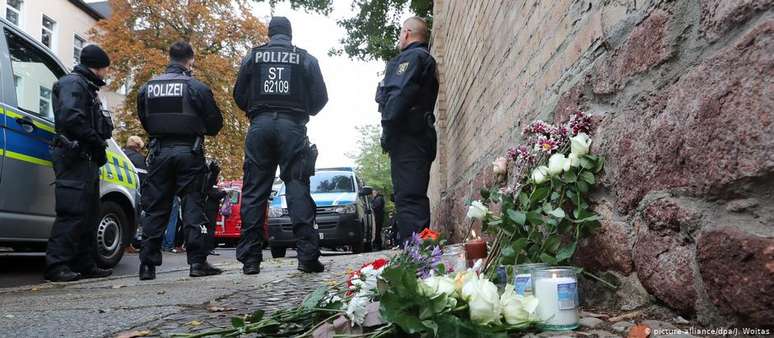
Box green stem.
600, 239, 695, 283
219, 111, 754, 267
297, 313, 342, 338
582, 270, 617, 289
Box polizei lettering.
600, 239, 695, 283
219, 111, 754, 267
147, 82, 184, 97
255, 51, 300, 65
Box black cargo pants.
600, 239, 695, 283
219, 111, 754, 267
237, 113, 319, 265
45, 146, 100, 274
389, 132, 435, 245
140, 144, 209, 265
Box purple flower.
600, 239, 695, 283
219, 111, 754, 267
534, 135, 559, 153
567, 111, 592, 135
523, 120, 551, 136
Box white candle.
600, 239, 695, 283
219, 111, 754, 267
533, 273, 579, 329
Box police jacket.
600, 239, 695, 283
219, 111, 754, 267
377, 42, 439, 135
137, 63, 223, 139
53, 64, 112, 152
233, 34, 328, 120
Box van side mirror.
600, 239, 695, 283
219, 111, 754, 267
359, 186, 373, 196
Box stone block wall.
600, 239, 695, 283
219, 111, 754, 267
429, 0, 773, 327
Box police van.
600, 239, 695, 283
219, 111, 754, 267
0, 18, 138, 268
267, 167, 376, 257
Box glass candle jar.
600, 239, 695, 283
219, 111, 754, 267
513, 262, 548, 296
532, 267, 579, 331
441, 244, 466, 273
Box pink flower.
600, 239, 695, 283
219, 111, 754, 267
523, 120, 551, 136
535, 136, 559, 153
506, 147, 518, 160
515, 145, 535, 164
567, 111, 592, 135
493, 157, 508, 175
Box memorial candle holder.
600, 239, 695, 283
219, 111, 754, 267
513, 262, 548, 296
463, 238, 487, 268
532, 267, 579, 331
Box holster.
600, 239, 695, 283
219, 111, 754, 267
304, 143, 318, 178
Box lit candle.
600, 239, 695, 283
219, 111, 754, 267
464, 239, 487, 267
533, 267, 579, 330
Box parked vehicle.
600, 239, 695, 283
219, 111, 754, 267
267, 168, 375, 258
0, 18, 138, 268
214, 180, 268, 247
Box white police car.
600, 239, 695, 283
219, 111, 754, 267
0, 18, 139, 268
268, 167, 375, 257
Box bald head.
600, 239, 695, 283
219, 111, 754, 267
399, 16, 429, 50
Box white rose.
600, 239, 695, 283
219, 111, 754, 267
531, 166, 549, 184
345, 295, 369, 326
424, 275, 457, 297
547, 153, 569, 176
492, 157, 508, 175
567, 152, 580, 167
570, 133, 592, 157
461, 276, 502, 325
500, 287, 540, 325
466, 201, 488, 220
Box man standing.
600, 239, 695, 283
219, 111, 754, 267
203, 159, 227, 255
45, 45, 114, 282
233, 17, 328, 274
371, 190, 386, 250
137, 41, 224, 280
376, 17, 439, 245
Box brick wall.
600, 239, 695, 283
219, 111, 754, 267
430, 0, 773, 327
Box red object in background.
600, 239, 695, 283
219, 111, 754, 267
464, 239, 487, 267
214, 180, 268, 244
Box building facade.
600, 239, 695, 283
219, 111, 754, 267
429, 0, 772, 328
1, 0, 123, 112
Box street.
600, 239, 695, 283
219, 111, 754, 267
0, 248, 390, 337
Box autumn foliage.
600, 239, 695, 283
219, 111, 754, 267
90, 0, 267, 178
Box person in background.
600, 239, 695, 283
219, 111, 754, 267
203, 159, 227, 256
45, 45, 114, 282
376, 17, 438, 245
123, 136, 147, 184
162, 197, 181, 252
371, 190, 386, 250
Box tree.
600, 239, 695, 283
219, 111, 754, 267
91, 0, 266, 178
255, 0, 433, 61
349, 124, 393, 213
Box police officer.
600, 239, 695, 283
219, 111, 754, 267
203, 158, 226, 255
45, 45, 114, 282
376, 17, 439, 245
233, 17, 328, 274
137, 41, 224, 280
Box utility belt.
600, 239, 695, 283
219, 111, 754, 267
396, 108, 435, 136
147, 135, 204, 163
250, 111, 308, 124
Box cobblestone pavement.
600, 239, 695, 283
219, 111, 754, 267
0, 249, 391, 338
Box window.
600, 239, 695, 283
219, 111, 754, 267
6, 0, 22, 26
41, 15, 55, 49
310, 172, 355, 194
73, 34, 85, 66
6, 29, 66, 120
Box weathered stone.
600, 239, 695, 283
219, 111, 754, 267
642, 198, 700, 234
574, 216, 634, 274
697, 227, 774, 327
579, 316, 605, 329
633, 205, 697, 315
601, 20, 774, 212
592, 9, 675, 95
700, 0, 773, 41
587, 329, 620, 337
725, 198, 760, 212
611, 321, 634, 333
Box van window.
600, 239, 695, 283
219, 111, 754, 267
5, 29, 65, 121
310, 172, 355, 194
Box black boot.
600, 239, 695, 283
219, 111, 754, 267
78, 267, 113, 279
190, 262, 223, 277
297, 260, 324, 273
139, 264, 156, 280
243, 263, 261, 275
44, 267, 81, 282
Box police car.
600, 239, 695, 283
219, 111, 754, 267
0, 18, 138, 268
268, 168, 376, 257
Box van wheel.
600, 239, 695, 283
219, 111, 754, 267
270, 246, 287, 258
94, 201, 128, 268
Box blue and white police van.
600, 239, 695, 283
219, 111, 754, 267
0, 18, 139, 268
267, 167, 375, 257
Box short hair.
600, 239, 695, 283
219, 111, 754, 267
404, 17, 429, 42
126, 135, 144, 150
169, 41, 194, 63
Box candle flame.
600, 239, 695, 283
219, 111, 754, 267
552, 272, 558, 278
471, 229, 478, 239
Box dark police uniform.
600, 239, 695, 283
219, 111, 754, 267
233, 30, 328, 268
45, 64, 114, 279
203, 159, 226, 253
138, 63, 223, 268
376, 41, 438, 245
